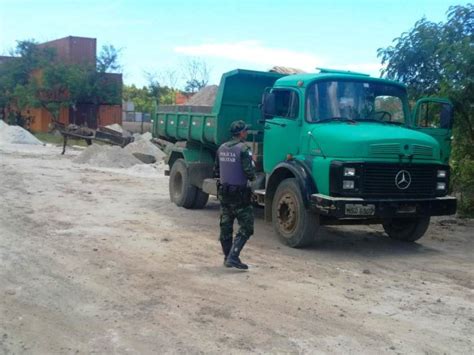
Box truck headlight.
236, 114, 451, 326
344, 167, 356, 177
437, 170, 447, 178
343, 180, 355, 189
437, 182, 446, 190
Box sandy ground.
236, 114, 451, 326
0, 143, 473, 354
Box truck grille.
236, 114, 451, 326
362, 163, 436, 197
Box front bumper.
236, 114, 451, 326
310, 194, 457, 219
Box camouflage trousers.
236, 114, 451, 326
219, 202, 254, 242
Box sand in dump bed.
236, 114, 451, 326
124, 138, 165, 160
0, 121, 43, 145
74, 144, 143, 168
186, 85, 218, 106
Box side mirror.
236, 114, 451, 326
413, 98, 453, 129
261, 92, 276, 119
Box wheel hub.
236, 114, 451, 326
277, 193, 298, 234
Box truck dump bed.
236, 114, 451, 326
153, 69, 284, 147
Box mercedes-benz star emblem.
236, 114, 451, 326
395, 170, 412, 190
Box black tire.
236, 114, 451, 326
382, 217, 430, 242
192, 188, 209, 209
169, 159, 197, 209
272, 178, 319, 248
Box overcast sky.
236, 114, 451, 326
0, 0, 466, 88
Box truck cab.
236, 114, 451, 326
260, 69, 455, 246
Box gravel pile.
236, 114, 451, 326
186, 85, 218, 106
74, 144, 142, 168
0, 121, 43, 145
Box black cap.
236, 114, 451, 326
230, 120, 249, 135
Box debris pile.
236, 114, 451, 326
74, 144, 143, 168
0, 121, 43, 145
186, 85, 218, 106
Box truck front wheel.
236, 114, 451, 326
272, 178, 319, 248
169, 158, 197, 209
382, 217, 430, 242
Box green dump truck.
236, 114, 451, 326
153, 68, 456, 247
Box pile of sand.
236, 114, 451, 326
269, 66, 307, 74
186, 85, 218, 106
0, 121, 43, 145
139, 132, 153, 141
126, 161, 166, 178
74, 144, 142, 168
124, 137, 165, 162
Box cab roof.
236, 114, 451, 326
274, 69, 407, 89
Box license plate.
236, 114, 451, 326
397, 204, 417, 214
345, 204, 375, 216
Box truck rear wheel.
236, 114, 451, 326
272, 178, 319, 248
382, 217, 430, 242
192, 189, 209, 209
169, 158, 197, 209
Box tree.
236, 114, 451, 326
183, 58, 210, 93
96, 45, 122, 73
0, 40, 56, 124
378, 4, 474, 215
123, 84, 154, 112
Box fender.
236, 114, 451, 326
267, 159, 317, 206
166, 142, 214, 168
166, 143, 215, 188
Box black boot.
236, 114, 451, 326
225, 235, 249, 270
220, 238, 232, 266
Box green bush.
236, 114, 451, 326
452, 157, 474, 217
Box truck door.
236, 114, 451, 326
262, 89, 301, 172
412, 98, 454, 164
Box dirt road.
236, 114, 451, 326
1, 144, 473, 354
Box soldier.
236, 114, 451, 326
215, 120, 256, 270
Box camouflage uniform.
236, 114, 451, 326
215, 138, 256, 242
215, 121, 256, 269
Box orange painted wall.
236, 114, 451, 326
26, 107, 69, 133
25, 105, 121, 132
98, 105, 122, 126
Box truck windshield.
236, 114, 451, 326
306, 80, 407, 124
